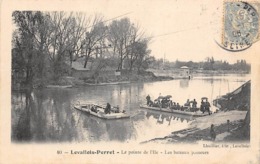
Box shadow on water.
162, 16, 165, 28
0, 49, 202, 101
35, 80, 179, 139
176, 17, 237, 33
12, 90, 33, 141
145, 110, 193, 125
75, 110, 134, 142
179, 79, 189, 88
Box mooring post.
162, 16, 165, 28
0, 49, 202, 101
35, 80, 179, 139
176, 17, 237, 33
227, 119, 230, 132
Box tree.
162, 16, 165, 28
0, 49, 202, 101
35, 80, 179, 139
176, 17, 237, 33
83, 14, 107, 68
203, 57, 215, 70
108, 18, 136, 70
13, 11, 93, 84
45, 12, 90, 80
133, 39, 152, 72
66, 13, 88, 68
12, 11, 47, 87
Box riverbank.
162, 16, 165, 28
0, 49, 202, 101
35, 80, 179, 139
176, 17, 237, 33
12, 71, 174, 90
51, 71, 173, 87
142, 80, 250, 144
142, 110, 248, 144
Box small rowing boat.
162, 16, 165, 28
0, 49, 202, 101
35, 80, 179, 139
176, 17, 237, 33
74, 104, 130, 119
140, 104, 209, 117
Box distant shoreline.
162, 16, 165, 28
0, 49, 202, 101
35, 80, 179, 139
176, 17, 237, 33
11, 70, 250, 90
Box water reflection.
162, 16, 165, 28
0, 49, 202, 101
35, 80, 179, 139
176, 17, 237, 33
12, 89, 77, 142
145, 110, 192, 125
11, 74, 250, 143
78, 110, 134, 142
179, 79, 189, 88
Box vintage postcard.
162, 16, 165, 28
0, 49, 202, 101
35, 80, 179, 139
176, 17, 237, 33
1, 0, 260, 163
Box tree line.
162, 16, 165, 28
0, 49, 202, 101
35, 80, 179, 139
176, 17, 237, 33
12, 11, 152, 87
150, 57, 250, 72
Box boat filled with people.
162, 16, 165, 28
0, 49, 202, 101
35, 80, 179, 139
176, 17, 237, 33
140, 95, 212, 117
74, 103, 130, 119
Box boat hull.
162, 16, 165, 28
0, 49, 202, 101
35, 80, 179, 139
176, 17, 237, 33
140, 105, 209, 117
74, 105, 130, 119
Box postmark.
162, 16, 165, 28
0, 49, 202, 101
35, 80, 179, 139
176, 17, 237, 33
221, 1, 259, 51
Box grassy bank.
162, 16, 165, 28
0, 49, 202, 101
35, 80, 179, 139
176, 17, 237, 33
67, 71, 173, 86
12, 70, 174, 90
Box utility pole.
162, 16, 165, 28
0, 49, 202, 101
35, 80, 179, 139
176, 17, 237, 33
163, 53, 166, 70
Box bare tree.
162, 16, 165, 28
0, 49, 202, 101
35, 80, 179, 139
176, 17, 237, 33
108, 18, 136, 71
83, 14, 108, 68
125, 24, 149, 72
65, 13, 89, 67
45, 12, 91, 79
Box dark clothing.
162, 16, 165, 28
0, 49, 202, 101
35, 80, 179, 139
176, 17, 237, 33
115, 107, 120, 113
105, 103, 111, 114
91, 106, 98, 113
210, 125, 216, 140
146, 95, 151, 105
205, 102, 211, 115
192, 100, 197, 108
176, 104, 180, 110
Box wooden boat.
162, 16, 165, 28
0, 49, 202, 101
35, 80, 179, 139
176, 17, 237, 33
74, 104, 130, 119
140, 104, 209, 117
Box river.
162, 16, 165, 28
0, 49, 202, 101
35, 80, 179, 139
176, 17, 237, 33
11, 74, 250, 143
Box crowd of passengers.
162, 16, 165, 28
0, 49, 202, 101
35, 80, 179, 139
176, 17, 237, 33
146, 95, 211, 114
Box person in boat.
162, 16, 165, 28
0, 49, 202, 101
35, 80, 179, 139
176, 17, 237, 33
180, 106, 184, 111
91, 106, 95, 112
165, 98, 170, 108
161, 98, 167, 108
184, 99, 190, 107
176, 103, 180, 110
152, 99, 157, 107
105, 103, 111, 114
169, 100, 173, 108
172, 102, 176, 110
146, 95, 151, 106
192, 99, 197, 108
115, 105, 120, 113
205, 100, 211, 115
91, 105, 98, 113
200, 100, 205, 113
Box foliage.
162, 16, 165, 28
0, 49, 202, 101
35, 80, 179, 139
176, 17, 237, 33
149, 57, 250, 72
12, 11, 153, 87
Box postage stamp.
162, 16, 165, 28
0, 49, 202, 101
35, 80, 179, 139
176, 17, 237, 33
222, 1, 259, 51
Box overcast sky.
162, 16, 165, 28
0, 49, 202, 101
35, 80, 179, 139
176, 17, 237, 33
8, 0, 259, 64
87, 0, 257, 64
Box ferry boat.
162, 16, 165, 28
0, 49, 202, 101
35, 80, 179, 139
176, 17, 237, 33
74, 103, 130, 119
140, 104, 209, 117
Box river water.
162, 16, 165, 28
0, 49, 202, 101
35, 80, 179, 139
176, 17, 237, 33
11, 74, 250, 143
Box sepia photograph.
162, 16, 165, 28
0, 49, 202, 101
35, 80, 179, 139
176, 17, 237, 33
1, 0, 260, 163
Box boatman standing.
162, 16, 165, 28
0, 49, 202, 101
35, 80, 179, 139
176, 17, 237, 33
192, 99, 197, 108
205, 100, 211, 115
105, 103, 111, 114
146, 95, 151, 106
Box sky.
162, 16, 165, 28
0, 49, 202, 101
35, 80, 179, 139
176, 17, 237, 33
80, 0, 258, 64
8, 0, 259, 64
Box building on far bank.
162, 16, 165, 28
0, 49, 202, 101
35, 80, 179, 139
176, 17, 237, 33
180, 66, 192, 79
65, 57, 118, 81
